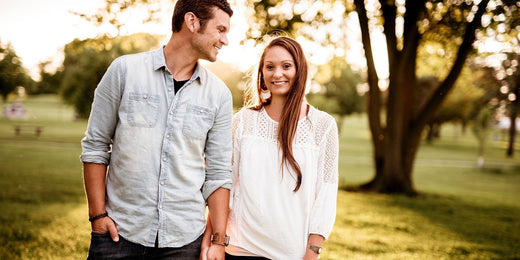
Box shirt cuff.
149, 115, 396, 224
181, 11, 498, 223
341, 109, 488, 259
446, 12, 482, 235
202, 179, 232, 201
80, 152, 111, 165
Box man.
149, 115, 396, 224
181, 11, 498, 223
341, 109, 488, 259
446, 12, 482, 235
80, 0, 233, 259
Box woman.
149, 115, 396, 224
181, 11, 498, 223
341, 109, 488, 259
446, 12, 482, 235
202, 36, 339, 260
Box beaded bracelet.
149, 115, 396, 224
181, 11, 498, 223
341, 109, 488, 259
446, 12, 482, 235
89, 212, 108, 222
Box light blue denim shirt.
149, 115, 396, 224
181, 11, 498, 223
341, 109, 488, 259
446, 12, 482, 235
80, 47, 233, 247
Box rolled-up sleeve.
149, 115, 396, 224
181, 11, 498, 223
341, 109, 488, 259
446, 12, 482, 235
201, 88, 233, 200
80, 58, 124, 165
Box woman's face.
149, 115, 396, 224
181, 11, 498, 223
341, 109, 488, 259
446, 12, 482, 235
262, 46, 296, 99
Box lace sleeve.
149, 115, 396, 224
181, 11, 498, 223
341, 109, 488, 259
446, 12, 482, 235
229, 109, 243, 210
309, 115, 339, 239
322, 118, 339, 184
231, 110, 243, 185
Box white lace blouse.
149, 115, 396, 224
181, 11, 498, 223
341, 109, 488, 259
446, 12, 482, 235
225, 106, 339, 259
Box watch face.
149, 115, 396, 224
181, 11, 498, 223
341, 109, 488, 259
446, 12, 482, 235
309, 245, 321, 254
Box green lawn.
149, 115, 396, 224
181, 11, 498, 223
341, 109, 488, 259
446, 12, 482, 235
0, 95, 519, 259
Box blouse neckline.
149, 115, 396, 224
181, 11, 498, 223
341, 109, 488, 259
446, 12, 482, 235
261, 104, 312, 125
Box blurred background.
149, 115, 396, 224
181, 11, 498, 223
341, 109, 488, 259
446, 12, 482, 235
1, 0, 519, 259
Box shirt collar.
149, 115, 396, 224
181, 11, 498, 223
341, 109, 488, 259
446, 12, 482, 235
152, 46, 202, 83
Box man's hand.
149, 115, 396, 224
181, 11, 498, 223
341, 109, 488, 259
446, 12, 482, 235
206, 244, 225, 260
199, 246, 209, 260
91, 216, 119, 242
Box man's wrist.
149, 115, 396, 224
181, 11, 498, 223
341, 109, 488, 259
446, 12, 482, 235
89, 212, 108, 222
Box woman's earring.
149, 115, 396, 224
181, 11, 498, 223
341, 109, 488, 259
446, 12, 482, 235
260, 86, 271, 102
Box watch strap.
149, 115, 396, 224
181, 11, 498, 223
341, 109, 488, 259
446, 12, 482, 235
211, 233, 230, 246
308, 244, 322, 254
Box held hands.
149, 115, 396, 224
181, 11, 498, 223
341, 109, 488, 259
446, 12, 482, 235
91, 215, 119, 242
206, 244, 226, 260
200, 243, 225, 260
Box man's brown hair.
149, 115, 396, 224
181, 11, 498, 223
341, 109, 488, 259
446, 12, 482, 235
171, 0, 233, 32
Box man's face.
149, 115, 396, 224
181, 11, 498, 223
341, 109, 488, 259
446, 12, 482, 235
192, 7, 230, 62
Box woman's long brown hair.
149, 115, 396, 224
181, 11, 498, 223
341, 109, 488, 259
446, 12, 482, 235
250, 36, 308, 192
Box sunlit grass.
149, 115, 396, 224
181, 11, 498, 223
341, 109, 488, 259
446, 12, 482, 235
327, 191, 520, 259
0, 95, 519, 259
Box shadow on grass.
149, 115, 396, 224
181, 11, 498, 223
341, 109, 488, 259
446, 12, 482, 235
330, 188, 520, 259
387, 192, 519, 258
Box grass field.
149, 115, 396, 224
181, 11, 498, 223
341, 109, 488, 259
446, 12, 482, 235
1, 95, 519, 259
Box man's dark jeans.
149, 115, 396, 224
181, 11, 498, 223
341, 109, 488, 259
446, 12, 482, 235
87, 233, 202, 260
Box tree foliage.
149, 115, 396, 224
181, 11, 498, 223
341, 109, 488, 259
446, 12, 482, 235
60, 33, 161, 118
421, 68, 487, 141
71, 0, 164, 35
308, 57, 364, 116
0, 41, 31, 102
29, 61, 63, 95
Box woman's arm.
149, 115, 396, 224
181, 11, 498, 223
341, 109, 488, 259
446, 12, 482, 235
304, 234, 325, 260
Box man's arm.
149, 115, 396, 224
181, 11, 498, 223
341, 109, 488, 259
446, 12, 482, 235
83, 162, 119, 242
204, 188, 230, 260
81, 57, 124, 242
201, 88, 233, 259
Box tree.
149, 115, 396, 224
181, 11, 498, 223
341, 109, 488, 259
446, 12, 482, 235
350, 0, 520, 194
307, 57, 365, 133
500, 53, 519, 157
0, 41, 30, 102
421, 71, 486, 141
29, 61, 62, 95
416, 41, 487, 140
60, 33, 161, 118
308, 57, 364, 115
469, 52, 519, 157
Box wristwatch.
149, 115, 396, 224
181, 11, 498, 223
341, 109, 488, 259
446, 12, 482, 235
210, 233, 230, 246
308, 244, 322, 254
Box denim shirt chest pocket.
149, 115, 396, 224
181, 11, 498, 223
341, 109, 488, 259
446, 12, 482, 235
128, 92, 160, 128
183, 104, 215, 140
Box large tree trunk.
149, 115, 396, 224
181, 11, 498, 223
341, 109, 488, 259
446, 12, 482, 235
354, 0, 490, 194
354, 0, 385, 192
